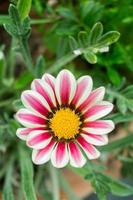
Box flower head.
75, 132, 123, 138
15, 69, 114, 168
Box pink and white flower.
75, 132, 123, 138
15, 69, 114, 168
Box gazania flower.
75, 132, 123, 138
15, 69, 114, 168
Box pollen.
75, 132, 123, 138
49, 108, 81, 140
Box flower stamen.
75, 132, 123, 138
49, 108, 82, 140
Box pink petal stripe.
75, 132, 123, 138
79, 87, 105, 112
81, 132, 108, 146
32, 139, 56, 165
83, 120, 114, 135
77, 136, 100, 159
42, 73, 55, 91
15, 109, 46, 128
55, 69, 76, 105
72, 76, 92, 108
68, 142, 86, 167
16, 127, 44, 140
31, 79, 56, 108
21, 90, 51, 117
51, 141, 69, 168
27, 130, 52, 149
84, 101, 113, 121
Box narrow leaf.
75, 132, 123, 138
19, 147, 37, 200
109, 177, 133, 196
0, 15, 10, 25
2, 156, 15, 200
116, 97, 127, 114
35, 55, 46, 77
99, 134, 133, 152
89, 22, 103, 44
84, 51, 97, 64
78, 31, 88, 47
17, 0, 32, 21
69, 36, 78, 51
96, 31, 120, 48
108, 113, 133, 124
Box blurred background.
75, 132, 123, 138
0, 0, 133, 200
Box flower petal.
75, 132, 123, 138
15, 109, 46, 128
31, 79, 56, 108
68, 141, 86, 168
79, 87, 105, 112
77, 136, 100, 159
72, 76, 92, 108
32, 139, 56, 165
55, 69, 76, 105
21, 90, 51, 117
81, 132, 108, 146
84, 101, 114, 121
83, 120, 115, 135
16, 127, 44, 140
27, 130, 52, 149
42, 73, 55, 91
51, 141, 69, 168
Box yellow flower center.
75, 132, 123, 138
49, 108, 81, 140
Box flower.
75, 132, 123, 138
15, 69, 114, 168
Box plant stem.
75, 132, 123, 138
47, 52, 77, 73
49, 163, 60, 200
31, 17, 60, 25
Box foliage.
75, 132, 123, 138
0, 0, 133, 200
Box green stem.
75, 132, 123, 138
49, 163, 60, 200
47, 52, 78, 73
47, 46, 94, 74
31, 17, 60, 25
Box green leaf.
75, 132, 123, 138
89, 22, 103, 44
92, 173, 133, 197
0, 15, 10, 25
108, 113, 133, 124
106, 87, 133, 114
106, 67, 121, 86
96, 31, 120, 48
35, 55, 46, 77
19, 147, 37, 200
0, 50, 6, 80
13, 99, 23, 110
78, 31, 88, 47
108, 176, 133, 196
17, 0, 32, 21
9, 4, 21, 31
69, 36, 78, 51
4, 23, 18, 37
74, 161, 133, 198
3, 185, 15, 200
4, 5, 21, 37
22, 17, 31, 37
56, 7, 77, 21
4, 5, 31, 38
122, 85, 133, 98
116, 97, 127, 114
2, 156, 15, 200
84, 51, 97, 64
15, 71, 33, 89
99, 134, 133, 152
